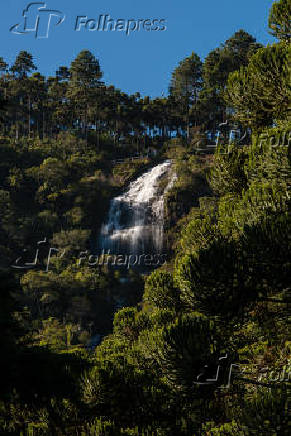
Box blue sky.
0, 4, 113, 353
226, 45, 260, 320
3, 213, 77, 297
1, 0, 275, 97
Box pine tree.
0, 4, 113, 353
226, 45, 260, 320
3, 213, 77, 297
169, 52, 202, 139
67, 50, 103, 141
10, 51, 36, 79
268, 0, 291, 41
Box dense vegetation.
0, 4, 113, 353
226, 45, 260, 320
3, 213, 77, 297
0, 0, 290, 434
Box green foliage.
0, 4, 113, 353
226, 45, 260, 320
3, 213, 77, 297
175, 239, 250, 316
201, 421, 244, 435
143, 270, 180, 310
50, 229, 89, 257
268, 0, 291, 41
200, 30, 262, 129
208, 145, 248, 195
225, 42, 290, 129
177, 212, 217, 256
10, 51, 37, 78
0, 2, 290, 433
169, 52, 202, 135
142, 314, 219, 393
113, 307, 149, 340
240, 388, 289, 435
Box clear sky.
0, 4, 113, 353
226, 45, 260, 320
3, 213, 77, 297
1, 0, 275, 97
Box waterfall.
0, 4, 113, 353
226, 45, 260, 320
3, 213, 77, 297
99, 160, 176, 268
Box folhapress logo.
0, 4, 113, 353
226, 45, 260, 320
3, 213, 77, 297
10, 2, 65, 39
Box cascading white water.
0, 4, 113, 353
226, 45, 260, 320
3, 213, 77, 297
99, 160, 176, 261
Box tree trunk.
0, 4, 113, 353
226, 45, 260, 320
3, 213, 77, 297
28, 95, 31, 138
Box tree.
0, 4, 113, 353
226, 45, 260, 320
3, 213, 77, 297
10, 51, 36, 79
169, 52, 202, 139
224, 29, 263, 68
0, 271, 26, 396
200, 31, 262, 129
7, 52, 39, 138
67, 50, 103, 141
225, 42, 290, 130
143, 270, 180, 311
141, 314, 221, 395
0, 57, 8, 74
0, 57, 9, 128
28, 72, 48, 138
47, 75, 70, 136
268, 0, 291, 41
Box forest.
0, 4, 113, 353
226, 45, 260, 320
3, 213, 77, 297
0, 0, 290, 434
